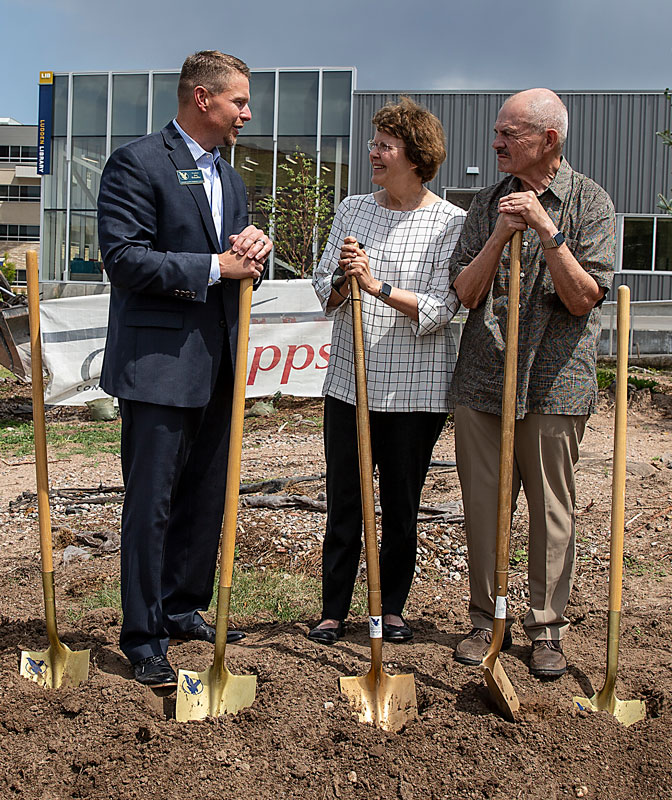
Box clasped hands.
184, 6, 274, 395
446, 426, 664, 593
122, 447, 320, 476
219, 224, 273, 281
496, 191, 555, 243
334, 236, 381, 298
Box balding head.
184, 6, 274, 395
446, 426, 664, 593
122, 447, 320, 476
502, 88, 568, 152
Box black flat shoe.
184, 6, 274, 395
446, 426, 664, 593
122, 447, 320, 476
308, 620, 345, 645
171, 621, 246, 645
382, 619, 413, 642
133, 655, 177, 688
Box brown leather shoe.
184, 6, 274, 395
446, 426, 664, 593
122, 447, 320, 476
529, 640, 566, 678
454, 627, 512, 666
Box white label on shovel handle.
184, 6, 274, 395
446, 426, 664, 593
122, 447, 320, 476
495, 595, 507, 619
369, 616, 383, 638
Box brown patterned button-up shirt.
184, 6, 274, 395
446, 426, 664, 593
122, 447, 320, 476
449, 158, 615, 418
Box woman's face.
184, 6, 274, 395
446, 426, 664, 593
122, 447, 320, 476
369, 129, 417, 187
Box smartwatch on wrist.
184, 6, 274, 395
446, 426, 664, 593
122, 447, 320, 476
379, 282, 392, 300
541, 231, 565, 250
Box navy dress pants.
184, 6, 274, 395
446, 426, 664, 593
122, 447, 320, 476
321, 395, 446, 621
118, 357, 233, 664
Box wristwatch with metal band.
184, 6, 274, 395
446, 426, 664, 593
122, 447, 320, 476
541, 231, 565, 250
379, 282, 392, 300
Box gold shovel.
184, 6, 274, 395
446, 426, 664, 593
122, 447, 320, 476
479, 230, 522, 722
338, 272, 417, 733
573, 285, 646, 727
175, 277, 256, 722
19, 250, 90, 688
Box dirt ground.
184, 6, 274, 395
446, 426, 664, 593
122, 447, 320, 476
0, 376, 670, 800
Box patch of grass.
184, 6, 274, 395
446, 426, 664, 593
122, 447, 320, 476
510, 548, 528, 567
210, 568, 367, 622
596, 368, 659, 393
0, 365, 14, 380
597, 368, 615, 391
0, 419, 121, 458
67, 580, 121, 621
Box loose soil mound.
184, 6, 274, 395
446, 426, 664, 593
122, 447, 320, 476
0, 383, 670, 799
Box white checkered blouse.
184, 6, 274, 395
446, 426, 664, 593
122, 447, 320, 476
313, 194, 466, 413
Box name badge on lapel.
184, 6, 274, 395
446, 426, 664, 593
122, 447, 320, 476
176, 169, 204, 185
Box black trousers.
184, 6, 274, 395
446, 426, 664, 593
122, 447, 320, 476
118, 355, 233, 664
321, 395, 446, 621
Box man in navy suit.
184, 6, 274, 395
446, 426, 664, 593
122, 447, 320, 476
98, 51, 272, 687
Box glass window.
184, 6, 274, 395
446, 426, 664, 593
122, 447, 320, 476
71, 137, 106, 211
53, 75, 69, 137
321, 71, 352, 137
0, 146, 8, 160
42, 210, 67, 280
233, 136, 274, 228
72, 75, 108, 136
43, 138, 68, 210
69, 211, 103, 281
278, 72, 318, 136
112, 74, 149, 137
152, 73, 178, 132
655, 217, 672, 271
243, 72, 275, 136
320, 135, 349, 209
622, 218, 653, 271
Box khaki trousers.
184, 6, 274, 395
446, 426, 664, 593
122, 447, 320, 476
454, 405, 587, 641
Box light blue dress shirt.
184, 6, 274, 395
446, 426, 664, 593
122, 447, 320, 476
172, 119, 223, 285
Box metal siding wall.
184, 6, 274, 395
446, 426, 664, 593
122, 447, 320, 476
353, 91, 672, 301
353, 91, 672, 213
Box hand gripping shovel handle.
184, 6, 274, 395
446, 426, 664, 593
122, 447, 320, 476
350, 276, 383, 672
213, 277, 254, 668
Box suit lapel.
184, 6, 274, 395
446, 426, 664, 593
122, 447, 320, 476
217, 159, 236, 248
163, 125, 221, 253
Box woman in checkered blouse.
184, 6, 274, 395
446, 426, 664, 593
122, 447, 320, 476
310, 98, 466, 645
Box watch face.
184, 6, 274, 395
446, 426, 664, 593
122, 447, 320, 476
380, 282, 392, 298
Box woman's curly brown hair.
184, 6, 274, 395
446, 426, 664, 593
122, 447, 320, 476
372, 96, 446, 183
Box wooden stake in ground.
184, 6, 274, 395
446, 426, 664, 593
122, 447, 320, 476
479, 231, 522, 722
175, 278, 256, 722
573, 285, 646, 727
338, 270, 417, 733
19, 250, 90, 688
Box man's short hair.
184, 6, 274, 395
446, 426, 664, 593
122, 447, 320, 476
177, 51, 250, 104
372, 96, 447, 183
523, 91, 569, 151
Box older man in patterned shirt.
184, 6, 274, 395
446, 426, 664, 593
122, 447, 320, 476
450, 88, 615, 677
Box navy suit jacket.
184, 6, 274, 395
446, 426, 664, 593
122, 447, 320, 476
98, 123, 249, 407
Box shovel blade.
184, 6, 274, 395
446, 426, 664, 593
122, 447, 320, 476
339, 668, 417, 733
175, 665, 256, 722
20, 644, 90, 689
573, 694, 646, 727
481, 657, 520, 722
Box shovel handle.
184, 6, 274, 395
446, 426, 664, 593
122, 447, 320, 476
25, 251, 54, 574
350, 275, 384, 667
494, 232, 522, 596
214, 277, 254, 660
609, 285, 630, 614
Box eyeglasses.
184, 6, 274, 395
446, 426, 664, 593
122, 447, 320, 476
367, 139, 405, 153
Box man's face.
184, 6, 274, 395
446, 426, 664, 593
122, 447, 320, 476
492, 99, 547, 178
206, 72, 251, 147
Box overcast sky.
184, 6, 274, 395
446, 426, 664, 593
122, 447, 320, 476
1, 0, 671, 125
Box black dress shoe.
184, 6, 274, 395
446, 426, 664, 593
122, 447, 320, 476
307, 620, 345, 645
171, 621, 246, 645
382, 618, 413, 642
133, 655, 177, 688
